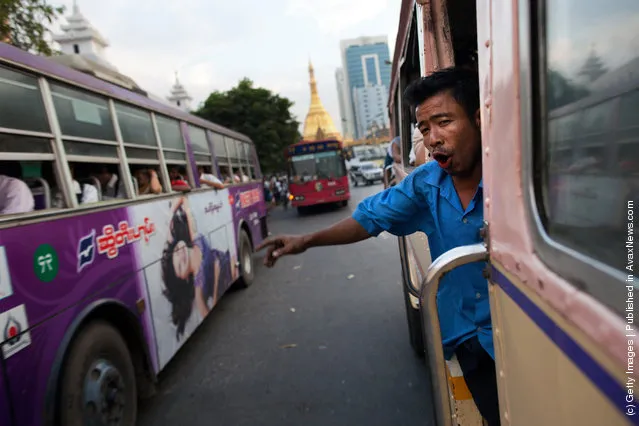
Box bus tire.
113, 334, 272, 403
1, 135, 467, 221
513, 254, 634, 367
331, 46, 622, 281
238, 231, 255, 288
59, 321, 137, 426
402, 284, 425, 358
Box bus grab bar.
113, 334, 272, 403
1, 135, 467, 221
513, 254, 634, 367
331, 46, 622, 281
419, 243, 489, 426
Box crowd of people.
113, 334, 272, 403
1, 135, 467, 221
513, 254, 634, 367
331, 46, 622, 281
263, 175, 289, 210
0, 161, 250, 215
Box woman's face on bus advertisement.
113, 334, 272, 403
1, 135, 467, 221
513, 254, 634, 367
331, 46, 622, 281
415, 90, 481, 177
172, 240, 190, 280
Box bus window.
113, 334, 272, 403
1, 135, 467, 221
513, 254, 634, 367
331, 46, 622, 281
210, 131, 227, 158
50, 83, 115, 141
247, 144, 257, 180
188, 126, 210, 155
239, 142, 251, 182
0, 134, 52, 156
225, 137, 244, 182
115, 102, 156, 147
188, 126, 214, 189
225, 137, 241, 177
156, 115, 187, 163
539, 0, 639, 274
0, 66, 49, 132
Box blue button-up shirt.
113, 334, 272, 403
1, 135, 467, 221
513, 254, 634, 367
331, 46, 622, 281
352, 161, 493, 360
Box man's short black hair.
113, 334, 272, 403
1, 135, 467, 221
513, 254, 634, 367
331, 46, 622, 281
404, 67, 480, 120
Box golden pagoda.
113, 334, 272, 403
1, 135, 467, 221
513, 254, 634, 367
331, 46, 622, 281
302, 61, 342, 141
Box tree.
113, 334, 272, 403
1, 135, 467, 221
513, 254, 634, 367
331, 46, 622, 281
195, 78, 301, 174
578, 47, 607, 82
0, 0, 65, 56
547, 69, 590, 110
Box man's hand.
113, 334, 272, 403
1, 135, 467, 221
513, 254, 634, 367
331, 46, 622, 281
256, 235, 308, 267
256, 218, 371, 268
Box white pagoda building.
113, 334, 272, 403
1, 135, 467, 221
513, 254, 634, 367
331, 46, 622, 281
51, 1, 193, 110
166, 72, 193, 112
51, 1, 145, 94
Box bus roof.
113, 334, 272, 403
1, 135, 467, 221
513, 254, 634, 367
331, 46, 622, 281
0, 42, 252, 144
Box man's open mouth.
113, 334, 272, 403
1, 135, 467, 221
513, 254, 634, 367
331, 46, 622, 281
432, 152, 452, 169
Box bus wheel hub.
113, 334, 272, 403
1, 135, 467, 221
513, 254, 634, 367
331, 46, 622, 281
84, 359, 125, 425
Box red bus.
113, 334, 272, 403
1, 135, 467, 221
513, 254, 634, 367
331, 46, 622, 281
285, 139, 350, 212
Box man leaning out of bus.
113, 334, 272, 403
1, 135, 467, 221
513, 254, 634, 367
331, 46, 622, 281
257, 67, 500, 426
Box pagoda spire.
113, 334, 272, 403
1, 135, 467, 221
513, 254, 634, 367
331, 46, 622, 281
302, 60, 342, 142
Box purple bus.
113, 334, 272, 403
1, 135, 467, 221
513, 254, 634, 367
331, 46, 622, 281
0, 42, 268, 425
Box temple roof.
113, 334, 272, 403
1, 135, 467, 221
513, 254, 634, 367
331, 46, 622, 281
302, 61, 342, 141
52, 0, 109, 48
167, 71, 193, 103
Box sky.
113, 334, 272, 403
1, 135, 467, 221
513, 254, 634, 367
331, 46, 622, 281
51, 0, 402, 133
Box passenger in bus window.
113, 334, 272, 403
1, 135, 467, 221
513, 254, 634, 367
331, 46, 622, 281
412, 126, 429, 167
384, 136, 401, 169
95, 166, 125, 199
161, 197, 234, 338
198, 166, 225, 190
133, 168, 163, 195
0, 162, 34, 214
219, 166, 232, 184
258, 68, 500, 426
168, 166, 190, 192
46, 163, 99, 208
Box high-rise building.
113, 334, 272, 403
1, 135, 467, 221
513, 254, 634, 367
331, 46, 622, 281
338, 36, 392, 139
353, 84, 389, 139
335, 68, 349, 137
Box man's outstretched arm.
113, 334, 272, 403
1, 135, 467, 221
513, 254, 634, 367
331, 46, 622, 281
256, 217, 370, 267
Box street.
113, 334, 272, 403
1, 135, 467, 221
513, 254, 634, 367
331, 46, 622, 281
138, 183, 436, 426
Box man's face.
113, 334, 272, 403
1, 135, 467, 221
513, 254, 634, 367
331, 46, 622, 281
415, 90, 481, 177
169, 168, 179, 180
97, 170, 111, 186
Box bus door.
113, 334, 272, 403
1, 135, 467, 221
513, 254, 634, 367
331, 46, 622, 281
390, 0, 487, 424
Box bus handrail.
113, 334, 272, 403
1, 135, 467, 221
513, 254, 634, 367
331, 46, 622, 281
419, 243, 489, 426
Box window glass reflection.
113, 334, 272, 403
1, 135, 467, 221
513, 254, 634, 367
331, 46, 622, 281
542, 0, 639, 273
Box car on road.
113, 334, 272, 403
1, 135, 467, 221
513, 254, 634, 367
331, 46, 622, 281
351, 161, 384, 186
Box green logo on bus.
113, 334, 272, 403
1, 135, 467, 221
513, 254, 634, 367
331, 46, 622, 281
33, 244, 59, 282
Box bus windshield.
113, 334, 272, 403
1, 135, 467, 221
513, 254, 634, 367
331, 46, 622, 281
290, 151, 346, 181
